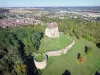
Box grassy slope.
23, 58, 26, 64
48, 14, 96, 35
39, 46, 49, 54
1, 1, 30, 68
42, 36, 100, 75
38, 33, 72, 53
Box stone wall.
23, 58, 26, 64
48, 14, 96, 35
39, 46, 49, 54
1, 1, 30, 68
45, 41, 75, 57
63, 40, 75, 54
34, 41, 75, 69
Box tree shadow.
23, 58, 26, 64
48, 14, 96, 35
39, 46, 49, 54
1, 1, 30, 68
62, 70, 71, 75
46, 54, 48, 60
77, 53, 81, 59
25, 55, 41, 75
0, 54, 4, 59
18, 40, 26, 60
96, 43, 100, 48
95, 71, 100, 75
25, 55, 36, 75
13, 34, 26, 60
36, 32, 44, 50
13, 33, 42, 75
40, 32, 44, 40
0, 71, 3, 75
17, 41, 40, 75
17, 39, 41, 75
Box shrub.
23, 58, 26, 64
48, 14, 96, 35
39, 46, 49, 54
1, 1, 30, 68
77, 53, 85, 63
78, 56, 86, 63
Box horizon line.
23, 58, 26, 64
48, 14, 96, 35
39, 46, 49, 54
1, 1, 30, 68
0, 5, 100, 8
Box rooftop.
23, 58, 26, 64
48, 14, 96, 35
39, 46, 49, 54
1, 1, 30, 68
46, 22, 58, 29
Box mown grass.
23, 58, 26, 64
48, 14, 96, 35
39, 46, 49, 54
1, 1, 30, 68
38, 33, 72, 53
41, 36, 100, 75
35, 54, 45, 62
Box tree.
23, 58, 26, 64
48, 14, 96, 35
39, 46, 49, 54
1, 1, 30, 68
62, 70, 71, 75
0, 45, 23, 75
31, 32, 42, 50
96, 43, 100, 48
85, 46, 92, 55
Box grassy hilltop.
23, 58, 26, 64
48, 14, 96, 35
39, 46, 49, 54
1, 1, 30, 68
38, 33, 72, 53
42, 36, 100, 75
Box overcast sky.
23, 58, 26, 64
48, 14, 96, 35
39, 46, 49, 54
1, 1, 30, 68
0, 0, 100, 7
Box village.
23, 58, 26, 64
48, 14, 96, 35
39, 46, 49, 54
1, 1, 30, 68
0, 7, 100, 28
0, 18, 42, 28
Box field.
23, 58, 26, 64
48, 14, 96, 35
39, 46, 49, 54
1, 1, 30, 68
9, 9, 33, 13
80, 12, 100, 17
41, 36, 100, 75
38, 33, 72, 53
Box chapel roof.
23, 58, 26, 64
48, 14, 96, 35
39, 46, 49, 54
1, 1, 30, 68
46, 22, 58, 29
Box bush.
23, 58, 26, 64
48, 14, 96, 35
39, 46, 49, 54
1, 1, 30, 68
77, 53, 85, 63
78, 56, 86, 63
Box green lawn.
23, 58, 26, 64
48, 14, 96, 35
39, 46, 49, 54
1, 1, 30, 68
35, 54, 45, 62
38, 33, 72, 53
41, 36, 100, 75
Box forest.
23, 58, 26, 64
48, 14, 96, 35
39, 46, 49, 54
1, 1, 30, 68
41, 16, 100, 44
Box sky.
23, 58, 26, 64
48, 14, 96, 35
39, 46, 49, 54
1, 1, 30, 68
0, 0, 100, 7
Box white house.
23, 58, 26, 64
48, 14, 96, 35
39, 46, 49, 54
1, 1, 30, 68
45, 22, 59, 38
